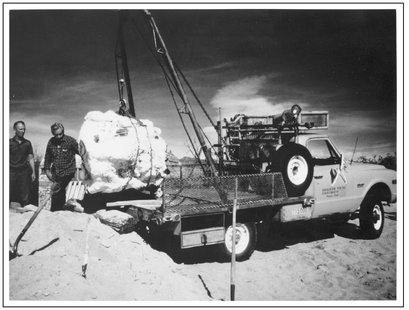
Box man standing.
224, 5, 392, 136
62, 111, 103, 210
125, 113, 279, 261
44, 123, 79, 212
10, 121, 36, 207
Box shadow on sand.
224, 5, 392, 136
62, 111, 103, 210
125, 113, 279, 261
384, 211, 396, 221
134, 222, 228, 265
256, 218, 363, 252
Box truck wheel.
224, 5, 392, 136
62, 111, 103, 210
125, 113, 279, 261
271, 143, 314, 197
221, 222, 257, 261
359, 196, 384, 239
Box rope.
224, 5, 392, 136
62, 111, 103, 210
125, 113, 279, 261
78, 141, 92, 181
119, 115, 142, 192
145, 124, 153, 187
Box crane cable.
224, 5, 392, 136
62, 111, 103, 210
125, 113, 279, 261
114, 38, 129, 115
114, 21, 152, 190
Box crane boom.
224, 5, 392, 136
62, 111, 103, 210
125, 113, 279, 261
143, 9, 219, 177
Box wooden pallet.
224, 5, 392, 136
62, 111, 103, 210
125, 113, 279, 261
66, 180, 86, 201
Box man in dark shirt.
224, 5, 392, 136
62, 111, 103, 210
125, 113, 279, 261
44, 123, 79, 211
10, 121, 36, 207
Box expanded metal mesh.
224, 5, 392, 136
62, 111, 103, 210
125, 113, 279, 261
162, 173, 288, 213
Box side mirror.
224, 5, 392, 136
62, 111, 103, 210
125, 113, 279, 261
339, 154, 347, 183
340, 154, 348, 170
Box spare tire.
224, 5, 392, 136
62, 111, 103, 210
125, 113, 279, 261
270, 143, 314, 197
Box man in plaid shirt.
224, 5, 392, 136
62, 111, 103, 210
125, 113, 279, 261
44, 123, 79, 211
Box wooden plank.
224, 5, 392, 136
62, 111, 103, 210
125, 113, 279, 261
106, 199, 162, 210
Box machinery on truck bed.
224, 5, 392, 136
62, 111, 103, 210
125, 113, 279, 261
83, 10, 397, 262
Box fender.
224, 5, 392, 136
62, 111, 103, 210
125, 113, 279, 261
347, 163, 397, 205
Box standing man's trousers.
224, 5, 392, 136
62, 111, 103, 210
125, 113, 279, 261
10, 167, 31, 207
50, 174, 74, 212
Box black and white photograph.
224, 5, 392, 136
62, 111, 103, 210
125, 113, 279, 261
4, 2, 403, 306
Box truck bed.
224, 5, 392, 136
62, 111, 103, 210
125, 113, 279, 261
161, 173, 304, 219
107, 173, 309, 221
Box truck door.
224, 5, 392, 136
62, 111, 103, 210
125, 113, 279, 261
306, 138, 354, 218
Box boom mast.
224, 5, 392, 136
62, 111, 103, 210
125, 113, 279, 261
143, 10, 219, 176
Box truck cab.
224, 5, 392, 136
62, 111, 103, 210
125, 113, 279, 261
298, 134, 356, 217
296, 133, 397, 220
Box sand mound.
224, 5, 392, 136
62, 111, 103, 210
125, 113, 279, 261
8, 210, 211, 302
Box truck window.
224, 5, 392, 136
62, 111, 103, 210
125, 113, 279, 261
307, 139, 340, 166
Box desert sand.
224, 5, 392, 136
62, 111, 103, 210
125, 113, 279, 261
7, 202, 399, 306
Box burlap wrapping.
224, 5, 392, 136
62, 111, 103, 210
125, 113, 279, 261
79, 110, 168, 194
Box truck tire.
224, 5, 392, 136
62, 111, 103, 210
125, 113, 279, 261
359, 195, 384, 239
271, 143, 314, 197
221, 222, 257, 261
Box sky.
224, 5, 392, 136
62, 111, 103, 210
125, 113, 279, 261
5, 3, 402, 161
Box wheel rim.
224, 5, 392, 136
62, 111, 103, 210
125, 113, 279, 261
287, 156, 308, 185
372, 204, 383, 230
225, 223, 250, 255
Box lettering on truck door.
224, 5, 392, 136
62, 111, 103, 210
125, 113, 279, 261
306, 138, 354, 217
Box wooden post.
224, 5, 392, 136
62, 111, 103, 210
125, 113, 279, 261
179, 162, 182, 179
218, 107, 223, 174
230, 177, 238, 301
81, 216, 91, 279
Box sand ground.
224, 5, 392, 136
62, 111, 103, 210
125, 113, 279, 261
7, 202, 399, 306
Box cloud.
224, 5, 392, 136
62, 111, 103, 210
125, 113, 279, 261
209, 75, 309, 120
198, 74, 315, 154
328, 111, 396, 150
190, 61, 235, 74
